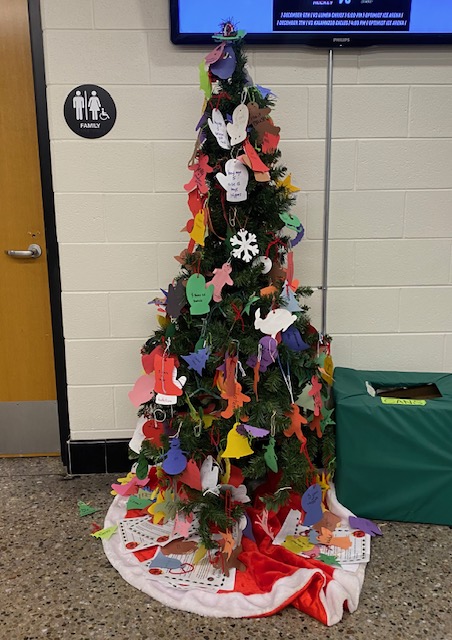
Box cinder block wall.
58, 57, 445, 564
41, 0, 452, 441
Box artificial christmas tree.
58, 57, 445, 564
127, 25, 335, 550
102, 24, 376, 624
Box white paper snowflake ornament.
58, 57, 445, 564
230, 229, 259, 262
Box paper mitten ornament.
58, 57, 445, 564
216, 159, 249, 203
208, 108, 230, 150
186, 274, 214, 315
226, 104, 249, 146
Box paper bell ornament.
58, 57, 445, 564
221, 423, 254, 459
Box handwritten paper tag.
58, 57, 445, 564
208, 108, 230, 150
216, 159, 249, 202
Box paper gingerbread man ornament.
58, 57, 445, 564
247, 102, 280, 142
183, 154, 213, 194
206, 262, 234, 302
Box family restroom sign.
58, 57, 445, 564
64, 85, 116, 138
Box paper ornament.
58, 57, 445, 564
282, 536, 315, 554
279, 211, 302, 231
261, 131, 280, 154
281, 325, 310, 352
91, 525, 118, 540
126, 495, 153, 511
239, 139, 270, 173
221, 423, 254, 458
210, 44, 236, 79
230, 229, 259, 262
301, 484, 323, 527
166, 279, 186, 319
283, 404, 307, 448
206, 262, 234, 302
142, 418, 166, 447
189, 211, 206, 246
312, 510, 342, 533
149, 550, 183, 570
277, 174, 300, 193
255, 509, 274, 540
184, 155, 214, 194
208, 108, 230, 150
318, 553, 341, 567
178, 458, 202, 491
128, 373, 155, 407
280, 282, 302, 313
153, 355, 183, 397
128, 415, 148, 454
263, 436, 278, 472
309, 412, 323, 439
247, 102, 280, 142
221, 381, 251, 419
77, 500, 99, 517
246, 335, 278, 373
162, 438, 187, 475
135, 450, 149, 480
200, 456, 220, 494
252, 255, 272, 274
186, 274, 214, 315
172, 512, 193, 539
240, 424, 270, 438
198, 61, 212, 100
308, 375, 323, 417
254, 308, 296, 338
319, 353, 335, 385
216, 159, 249, 202
142, 344, 164, 374
296, 383, 315, 411
181, 346, 210, 376
291, 226, 305, 247
205, 42, 225, 65
349, 516, 382, 537
226, 103, 249, 146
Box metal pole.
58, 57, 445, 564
321, 49, 334, 337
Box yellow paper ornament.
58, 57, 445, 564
221, 423, 254, 459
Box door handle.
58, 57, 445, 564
5, 243, 42, 258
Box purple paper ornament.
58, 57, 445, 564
162, 438, 187, 475
242, 424, 270, 438
196, 112, 208, 131
181, 346, 210, 376
291, 225, 305, 247
301, 484, 323, 527
210, 45, 236, 79
348, 516, 382, 537
282, 325, 310, 352
166, 280, 186, 319
242, 513, 256, 542
246, 336, 278, 373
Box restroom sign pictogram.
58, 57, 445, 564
64, 85, 116, 138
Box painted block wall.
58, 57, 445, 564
41, 0, 452, 441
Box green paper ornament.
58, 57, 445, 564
135, 451, 148, 480
186, 274, 214, 316
78, 500, 99, 517
279, 211, 301, 231
263, 436, 278, 472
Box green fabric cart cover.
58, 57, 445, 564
334, 367, 452, 525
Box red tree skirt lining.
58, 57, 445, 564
102, 485, 366, 626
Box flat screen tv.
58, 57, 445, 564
170, 0, 452, 47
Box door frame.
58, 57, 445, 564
28, 0, 69, 465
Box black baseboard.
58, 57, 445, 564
67, 439, 131, 474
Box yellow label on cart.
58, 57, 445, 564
381, 397, 426, 406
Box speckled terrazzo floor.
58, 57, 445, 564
1, 457, 451, 640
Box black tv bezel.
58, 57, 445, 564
169, 0, 452, 48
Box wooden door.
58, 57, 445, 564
0, 0, 60, 454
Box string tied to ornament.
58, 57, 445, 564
231, 302, 245, 332
277, 355, 295, 404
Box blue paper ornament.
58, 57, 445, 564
162, 438, 187, 475
301, 484, 323, 527
282, 325, 310, 352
